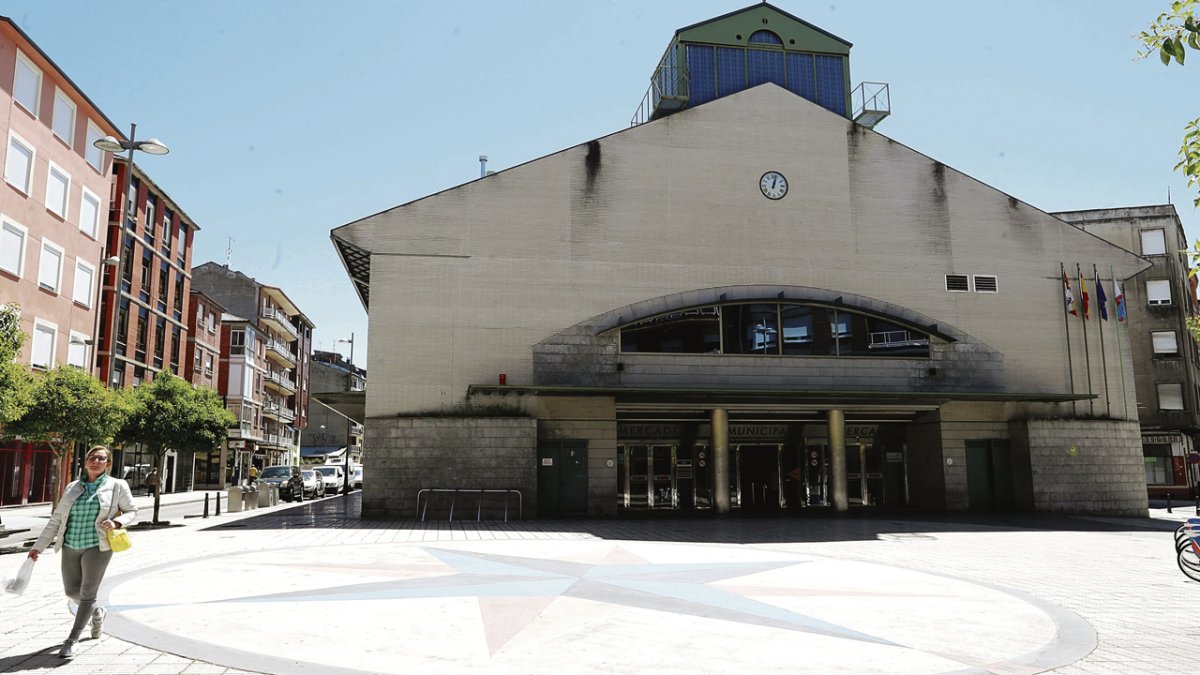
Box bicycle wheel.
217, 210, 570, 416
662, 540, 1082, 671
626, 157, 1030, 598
1178, 544, 1200, 582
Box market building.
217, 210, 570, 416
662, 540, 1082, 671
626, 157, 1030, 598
332, 3, 1152, 519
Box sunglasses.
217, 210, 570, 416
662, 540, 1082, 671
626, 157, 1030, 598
85, 456, 109, 463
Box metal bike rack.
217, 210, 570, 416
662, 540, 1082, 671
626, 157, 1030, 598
416, 488, 523, 522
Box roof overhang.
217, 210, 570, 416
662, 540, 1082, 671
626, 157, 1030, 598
313, 391, 365, 424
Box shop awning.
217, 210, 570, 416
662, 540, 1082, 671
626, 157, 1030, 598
300, 446, 344, 459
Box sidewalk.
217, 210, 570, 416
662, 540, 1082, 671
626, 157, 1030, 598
2, 498, 1198, 674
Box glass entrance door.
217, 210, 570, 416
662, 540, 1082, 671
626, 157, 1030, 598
620, 444, 677, 509
734, 444, 784, 510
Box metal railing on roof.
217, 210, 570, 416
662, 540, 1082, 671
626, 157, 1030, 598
631, 62, 690, 127
851, 81, 891, 129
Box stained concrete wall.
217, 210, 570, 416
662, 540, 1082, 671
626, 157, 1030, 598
362, 417, 536, 520
1010, 418, 1146, 516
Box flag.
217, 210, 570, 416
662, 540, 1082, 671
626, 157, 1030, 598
1094, 271, 1109, 321
1063, 273, 1077, 316
1113, 274, 1127, 322
1078, 271, 1090, 319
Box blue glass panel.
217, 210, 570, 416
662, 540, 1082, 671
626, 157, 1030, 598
784, 53, 815, 102
815, 55, 847, 115
686, 44, 716, 105
658, 45, 679, 98
747, 49, 785, 87
748, 30, 782, 45
716, 47, 745, 97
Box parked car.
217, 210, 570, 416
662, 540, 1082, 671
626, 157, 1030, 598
299, 469, 325, 499
312, 465, 345, 494
259, 465, 302, 501
352, 465, 363, 489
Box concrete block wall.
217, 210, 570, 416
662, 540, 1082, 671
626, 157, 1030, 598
362, 417, 537, 520
905, 414, 946, 509
1011, 418, 1147, 516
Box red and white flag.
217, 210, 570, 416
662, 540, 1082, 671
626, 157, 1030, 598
1063, 273, 1077, 316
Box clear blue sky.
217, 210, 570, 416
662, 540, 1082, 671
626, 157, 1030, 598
5, 0, 1198, 365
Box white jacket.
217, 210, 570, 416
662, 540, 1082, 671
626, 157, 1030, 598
33, 476, 138, 553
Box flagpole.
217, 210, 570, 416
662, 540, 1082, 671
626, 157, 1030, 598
1094, 263, 1111, 417
1077, 263, 1094, 416
1061, 263, 1077, 416
1111, 265, 1129, 419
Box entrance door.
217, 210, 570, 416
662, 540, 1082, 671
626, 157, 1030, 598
735, 444, 782, 511
537, 440, 588, 517
965, 439, 1014, 510
804, 443, 829, 506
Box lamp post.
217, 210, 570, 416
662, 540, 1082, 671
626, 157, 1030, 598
93, 124, 168, 388
336, 334, 355, 494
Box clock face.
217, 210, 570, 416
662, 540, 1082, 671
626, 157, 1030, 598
760, 171, 788, 200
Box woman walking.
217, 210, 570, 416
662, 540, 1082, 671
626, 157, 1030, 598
28, 445, 137, 658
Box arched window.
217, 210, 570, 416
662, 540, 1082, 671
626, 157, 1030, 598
619, 302, 931, 358
748, 30, 783, 46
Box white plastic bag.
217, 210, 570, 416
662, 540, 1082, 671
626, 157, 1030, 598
2, 556, 35, 595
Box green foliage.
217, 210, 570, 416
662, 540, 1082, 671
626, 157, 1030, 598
0, 303, 33, 424
1139, 1, 1200, 207
6, 364, 125, 454
117, 370, 236, 456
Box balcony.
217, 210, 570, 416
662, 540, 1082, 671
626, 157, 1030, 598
260, 306, 299, 342
265, 337, 297, 367
264, 369, 297, 395
262, 400, 296, 424
227, 421, 261, 442
851, 82, 891, 129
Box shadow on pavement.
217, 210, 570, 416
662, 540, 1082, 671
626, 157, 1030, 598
199, 491, 1180, 545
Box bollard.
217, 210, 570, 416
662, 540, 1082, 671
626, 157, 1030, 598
1168, 493, 1173, 513
203, 493, 210, 518
215, 491, 221, 516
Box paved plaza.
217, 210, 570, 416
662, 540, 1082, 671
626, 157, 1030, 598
1, 493, 1198, 674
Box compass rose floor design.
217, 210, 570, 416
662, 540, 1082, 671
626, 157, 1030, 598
102, 539, 1086, 674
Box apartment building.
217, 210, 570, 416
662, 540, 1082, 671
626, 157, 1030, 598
300, 349, 365, 466
1054, 205, 1200, 499
184, 289, 223, 390
0, 17, 123, 505
191, 262, 313, 484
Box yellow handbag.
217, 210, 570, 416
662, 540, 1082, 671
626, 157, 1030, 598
106, 527, 131, 552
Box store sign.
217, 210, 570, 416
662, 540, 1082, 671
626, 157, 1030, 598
228, 440, 246, 449
1142, 435, 1176, 446
729, 424, 788, 442
619, 423, 684, 439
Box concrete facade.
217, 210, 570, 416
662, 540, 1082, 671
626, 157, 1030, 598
334, 9, 1152, 519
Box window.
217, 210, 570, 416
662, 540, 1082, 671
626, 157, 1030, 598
945, 274, 969, 292
230, 329, 245, 355
13, 51, 41, 116
204, 352, 214, 375
72, 259, 94, 307
5, 132, 35, 193
1152, 330, 1179, 356
1141, 229, 1167, 256
85, 121, 104, 172
723, 304, 779, 354
194, 349, 202, 374
79, 187, 101, 239
162, 209, 173, 251
37, 239, 63, 292
67, 331, 88, 369
31, 319, 56, 369
1158, 383, 1185, 411
52, 88, 75, 146
144, 197, 155, 241
1146, 280, 1173, 306
1144, 443, 1172, 484
973, 275, 998, 293
45, 162, 70, 218
1, 217, 27, 277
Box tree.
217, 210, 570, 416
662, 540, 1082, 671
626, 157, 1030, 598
0, 303, 33, 425
1139, 2, 1200, 340
117, 371, 235, 523
5, 365, 127, 503
1138, 1, 1200, 207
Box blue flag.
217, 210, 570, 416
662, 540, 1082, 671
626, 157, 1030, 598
1094, 271, 1109, 321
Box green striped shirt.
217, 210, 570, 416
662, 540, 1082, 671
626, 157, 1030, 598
63, 475, 106, 549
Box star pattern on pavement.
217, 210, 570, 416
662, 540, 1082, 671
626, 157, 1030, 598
217, 545, 898, 654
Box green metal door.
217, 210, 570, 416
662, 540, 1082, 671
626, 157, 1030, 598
965, 441, 994, 510
537, 440, 588, 517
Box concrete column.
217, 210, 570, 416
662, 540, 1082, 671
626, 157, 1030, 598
828, 408, 848, 512
712, 408, 731, 514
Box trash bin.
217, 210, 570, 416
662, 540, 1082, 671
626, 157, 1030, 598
258, 484, 275, 507
242, 485, 257, 510
227, 486, 243, 513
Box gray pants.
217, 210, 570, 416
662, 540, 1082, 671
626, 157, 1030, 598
60, 546, 112, 641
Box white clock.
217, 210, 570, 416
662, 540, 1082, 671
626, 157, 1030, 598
760, 171, 788, 200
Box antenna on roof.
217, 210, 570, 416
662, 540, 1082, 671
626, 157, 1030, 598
1168, 186, 1172, 204
226, 235, 234, 267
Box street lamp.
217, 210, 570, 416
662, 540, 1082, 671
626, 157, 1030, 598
335, 333, 356, 495
93, 123, 169, 388
337, 333, 354, 366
